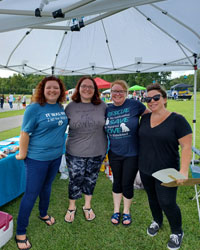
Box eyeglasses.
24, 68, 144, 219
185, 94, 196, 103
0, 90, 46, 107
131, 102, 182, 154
111, 90, 126, 94
145, 94, 162, 103
80, 85, 94, 90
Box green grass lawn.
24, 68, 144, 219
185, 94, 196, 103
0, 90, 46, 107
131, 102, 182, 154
0, 109, 25, 119
0, 94, 200, 250
1, 173, 200, 250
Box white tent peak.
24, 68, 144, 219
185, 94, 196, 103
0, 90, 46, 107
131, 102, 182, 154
0, 0, 199, 76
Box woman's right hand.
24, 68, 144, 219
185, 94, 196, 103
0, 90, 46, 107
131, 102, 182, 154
15, 153, 26, 160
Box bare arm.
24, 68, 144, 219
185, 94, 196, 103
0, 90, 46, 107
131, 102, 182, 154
178, 133, 192, 180
15, 131, 29, 160
141, 108, 151, 116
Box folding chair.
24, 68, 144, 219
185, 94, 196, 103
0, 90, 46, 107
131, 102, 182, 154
190, 147, 200, 222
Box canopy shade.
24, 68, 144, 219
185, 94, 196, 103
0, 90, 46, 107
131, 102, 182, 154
171, 83, 193, 90
0, 0, 199, 76
94, 77, 111, 89
129, 85, 146, 91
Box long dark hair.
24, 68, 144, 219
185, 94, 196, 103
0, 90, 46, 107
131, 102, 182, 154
72, 76, 101, 105
32, 76, 66, 105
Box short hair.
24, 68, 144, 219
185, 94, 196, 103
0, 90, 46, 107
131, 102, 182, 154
111, 80, 128, 93
146, 83, 167, 107
72, 76, 101, 105
32, 76, 66, 105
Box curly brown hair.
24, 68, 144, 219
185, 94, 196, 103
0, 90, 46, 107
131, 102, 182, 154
72, 76, 101, 105
32, 76, 66, 105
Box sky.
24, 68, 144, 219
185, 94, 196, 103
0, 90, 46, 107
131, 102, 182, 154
0, 69, 194, 79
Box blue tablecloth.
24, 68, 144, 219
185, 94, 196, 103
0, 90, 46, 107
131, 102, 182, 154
0, 137, 25, 207
0, 134, 67, 207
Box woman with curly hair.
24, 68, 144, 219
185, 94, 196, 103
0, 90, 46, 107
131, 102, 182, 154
64, 76, 107, 223
15, 76, 68, 250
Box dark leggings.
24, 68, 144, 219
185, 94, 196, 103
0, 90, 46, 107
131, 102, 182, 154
140, 171, 182, 234
108, 150, 138, 199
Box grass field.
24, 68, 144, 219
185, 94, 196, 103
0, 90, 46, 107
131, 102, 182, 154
0, 95, 200, 250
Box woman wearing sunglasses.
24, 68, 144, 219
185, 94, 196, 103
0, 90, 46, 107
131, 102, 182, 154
105, 80, 149, 226
138, 83, 192, 250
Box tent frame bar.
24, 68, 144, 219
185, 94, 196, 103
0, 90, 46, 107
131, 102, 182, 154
0, 0, 95, 17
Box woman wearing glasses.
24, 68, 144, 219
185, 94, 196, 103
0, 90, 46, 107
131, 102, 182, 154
138, 83, 192, 250
64, 76, 107, 222
105, 80, 148, 226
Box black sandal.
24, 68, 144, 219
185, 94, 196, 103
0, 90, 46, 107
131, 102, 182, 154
111, 212, 121, 225
38, 215, 56, 226
122, 213, 132, 226
15, 235, 32, 250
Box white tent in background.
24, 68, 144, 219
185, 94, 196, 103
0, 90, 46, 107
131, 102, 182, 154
0, 0, 199, 148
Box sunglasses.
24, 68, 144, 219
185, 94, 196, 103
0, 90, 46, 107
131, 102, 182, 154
145, 94, 162, 103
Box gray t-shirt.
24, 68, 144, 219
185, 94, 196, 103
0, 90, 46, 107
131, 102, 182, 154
65, 101, 107, 157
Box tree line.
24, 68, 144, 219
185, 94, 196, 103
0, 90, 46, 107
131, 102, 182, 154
0, 71, 199, 94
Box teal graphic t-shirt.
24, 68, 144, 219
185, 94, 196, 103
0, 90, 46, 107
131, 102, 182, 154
22, 102, 68, 161
105, 99, 145, 157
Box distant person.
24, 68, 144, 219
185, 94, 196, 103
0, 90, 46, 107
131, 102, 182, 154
139, 83, 192, 250
0, 94, 5, 109
8, 93, 14, 109
17, 96, 22, 110
15, 76, 68, 250
64, 76, 107, 223
105, 80, 149, 226
133, 91, 137, 99
22, 95, 26, 108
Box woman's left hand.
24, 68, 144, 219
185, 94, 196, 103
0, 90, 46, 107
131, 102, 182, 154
176, 170, 188, 185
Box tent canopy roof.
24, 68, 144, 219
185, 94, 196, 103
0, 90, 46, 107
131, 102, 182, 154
129, 85, 146, 91
94, 77, 111, 89
0, 0, 199, 76
171, 83, 193, 90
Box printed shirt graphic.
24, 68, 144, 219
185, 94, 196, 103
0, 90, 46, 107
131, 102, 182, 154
105, 99, 146, 157
22, 103, 68, 161
65, 101, 107, 157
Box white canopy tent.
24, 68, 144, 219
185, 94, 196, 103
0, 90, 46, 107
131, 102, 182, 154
0, 0, 199, 148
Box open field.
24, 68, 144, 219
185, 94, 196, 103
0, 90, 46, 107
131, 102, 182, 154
0, 94, 200, 250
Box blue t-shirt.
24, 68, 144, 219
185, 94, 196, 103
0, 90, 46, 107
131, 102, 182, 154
22, 103, 68, 161
105, 99, 146, 157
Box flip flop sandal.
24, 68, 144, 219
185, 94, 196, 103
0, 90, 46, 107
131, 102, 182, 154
15, 235, 32, 250
82, 206, 96, 221
122, 213, 132, 226
111, 212, 121, 225
64, 209, 77, 223
38, 215, 55, 226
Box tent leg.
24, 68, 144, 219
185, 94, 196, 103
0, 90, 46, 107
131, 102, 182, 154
194, 184, 200, 222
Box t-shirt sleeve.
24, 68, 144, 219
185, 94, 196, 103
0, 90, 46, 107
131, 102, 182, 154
21, 104, 37, 134
135, 100, 146, 116
175, 114, 192, 139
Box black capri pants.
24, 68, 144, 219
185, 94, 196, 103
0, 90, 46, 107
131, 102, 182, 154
108, 150, 138, 199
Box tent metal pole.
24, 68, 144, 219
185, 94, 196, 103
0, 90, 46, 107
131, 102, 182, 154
29, 9, 125, 31
0, 0, 95, 17
192, 56, 197, 161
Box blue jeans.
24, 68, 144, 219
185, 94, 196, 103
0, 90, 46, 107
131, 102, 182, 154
16, 156, 61, 235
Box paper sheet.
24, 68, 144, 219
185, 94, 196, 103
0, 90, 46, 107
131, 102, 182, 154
152, 168, 186, 183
